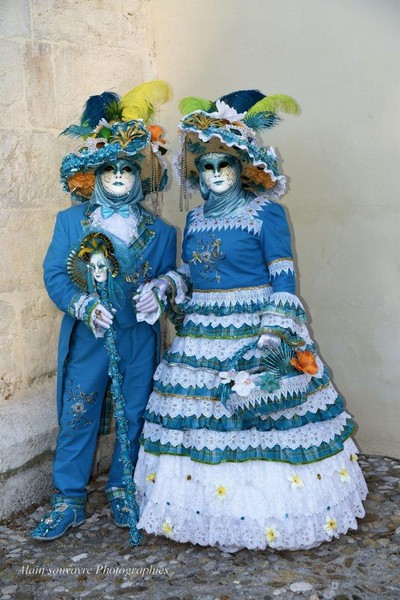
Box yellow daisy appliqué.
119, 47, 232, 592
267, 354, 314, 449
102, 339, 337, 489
265, 525, 280, 545
323, 516, 337, 532
288, 474, 304, 489
215, 485, 228, 500
162, 518, 173, 537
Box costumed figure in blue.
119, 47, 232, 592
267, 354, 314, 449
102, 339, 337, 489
134, 90, 368, 551
31, 81, 177, 541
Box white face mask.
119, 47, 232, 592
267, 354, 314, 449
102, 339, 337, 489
89, 252, 110, 283
99, 160, 136, 198
198, 153, 240, 194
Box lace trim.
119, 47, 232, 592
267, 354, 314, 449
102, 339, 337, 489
260, 314, 312, 344
142, 413, 351, 452
268, 259, 294, 278
147, 380, 340, 424
135, 440, 367, 550
267, 292, 305, 309
164, 270, 189, 305
164, 335, 257, 362
90, 206, 138, 246
183, 312, 262, 328
71, 294, 91, 321
187, 196, 271, 236
178, 262, 191, 277
187, 285, 272, 310
154, 357, 329, 394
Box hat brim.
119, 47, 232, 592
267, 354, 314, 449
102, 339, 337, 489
60, 120, 168, 203
177, 113, 286, 199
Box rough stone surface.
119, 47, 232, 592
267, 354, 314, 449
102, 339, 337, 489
0, 377, 114, 518
23, 42, 57, 129
0, 455, 399, 599
0, 0, 30, 38
31, 0, 147, 48
0, 39, 28, 128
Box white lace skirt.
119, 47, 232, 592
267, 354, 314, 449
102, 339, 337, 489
134, 286, 368, 550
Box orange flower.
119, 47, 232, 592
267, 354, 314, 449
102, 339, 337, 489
67, 172, 95, 199
148, 125, 166, 145
290, 350, 318, 375
242, 165, 276, 189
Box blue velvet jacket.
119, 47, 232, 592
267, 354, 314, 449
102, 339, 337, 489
43, 202, 177, 422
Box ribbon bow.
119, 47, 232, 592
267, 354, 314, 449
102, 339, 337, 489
101, 205, 131, 219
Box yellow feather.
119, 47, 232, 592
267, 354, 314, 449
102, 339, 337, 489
246, 94, 300, 117
120, 80, 171, 123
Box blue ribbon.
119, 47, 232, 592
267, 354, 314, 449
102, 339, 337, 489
101, 205, 131, 219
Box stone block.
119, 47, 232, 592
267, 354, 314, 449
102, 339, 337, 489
0, 39, 28, 128
23, 42, 57, 129
0, 378, 114, 518
0, 130, 70, 208
19, 293, 61, 382
0, 371, 19, 402
0, 0, 30, 38
32, 0, 147, 48
0, 298, 15, 335
53, 45, 147, 127
0, 210, 53, 292
0, 378, 57, 473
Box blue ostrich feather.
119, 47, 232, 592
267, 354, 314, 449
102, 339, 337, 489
218, 90, 265, 113
244, 111, 281, 131
81, 91, 121, 128
60, 124, 93, 138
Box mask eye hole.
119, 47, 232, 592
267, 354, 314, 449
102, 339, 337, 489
203, 163, 214, 170
219, 161, 229, 169
104, 165, 114, 172
122, 166, 132, 173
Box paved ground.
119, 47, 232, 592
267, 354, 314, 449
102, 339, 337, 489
1, 455, 400, 600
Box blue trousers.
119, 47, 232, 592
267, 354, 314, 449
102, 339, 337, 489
52, 319, 156, 501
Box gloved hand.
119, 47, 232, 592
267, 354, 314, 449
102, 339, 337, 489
135, 278, 170, 314
92, 303, 114, 330
257, 333, 281, 350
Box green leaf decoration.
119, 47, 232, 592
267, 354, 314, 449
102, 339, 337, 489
257, 372, 281, 393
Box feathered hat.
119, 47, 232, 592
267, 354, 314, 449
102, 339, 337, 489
60, 81, 171, 210
176, 89, 300, 209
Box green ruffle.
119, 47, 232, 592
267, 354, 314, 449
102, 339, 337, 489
145, 395, 344, 432
140, 420, 355, 465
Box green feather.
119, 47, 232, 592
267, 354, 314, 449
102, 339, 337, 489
246, 95, 300, 117
105, 100, 123, 123
179, 97, 216, 115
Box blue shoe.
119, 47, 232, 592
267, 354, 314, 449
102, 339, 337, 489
106, 488, 131, 528
31, 503, 86, 541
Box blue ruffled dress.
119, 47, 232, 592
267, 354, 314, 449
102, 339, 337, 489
134, 197, 367, 550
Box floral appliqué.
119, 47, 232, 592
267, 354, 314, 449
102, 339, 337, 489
125, 260, 153, 284
66, 382, 98, 430
190, 235, 226, 282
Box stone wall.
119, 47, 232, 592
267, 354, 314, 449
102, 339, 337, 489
0, 0, 157, 518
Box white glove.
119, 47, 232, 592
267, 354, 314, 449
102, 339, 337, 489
92, 303, 114, 330
135, 279, 170, 314
257, 333, 281, 350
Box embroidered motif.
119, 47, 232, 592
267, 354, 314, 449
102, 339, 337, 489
190, 235, 225, 283
187, 196, 271, 235
65, 382, 98, 430
125, 260, 153, 283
